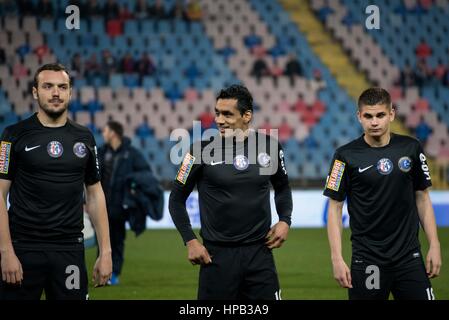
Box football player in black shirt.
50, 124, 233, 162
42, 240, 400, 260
324, 87, 441, 300
169, 85, 293, 300
0, 63, 112, 300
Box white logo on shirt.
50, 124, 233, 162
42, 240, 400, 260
358, 165, 373, 173
25, 145, 41, 152
210, 160, 224, 166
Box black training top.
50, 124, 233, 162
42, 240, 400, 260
323, 133, 432, 266
169, 131, 293, 245
0, 113, 100, 250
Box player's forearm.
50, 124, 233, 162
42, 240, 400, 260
0, 200, 14, 254
274, 185, 293, 226
168, 189, 197, 244
327, 201, 344, 262
416, 191, 440, 248
86, 187, 112, 256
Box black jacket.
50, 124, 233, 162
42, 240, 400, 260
98, 137, 163, 236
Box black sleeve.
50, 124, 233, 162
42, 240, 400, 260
0, 126, 16, 181
323, 150, 348, 202
412, 141, 432, 191
84, 132, 101, 185
169, 149, 203, 244
269, 143, 293, 226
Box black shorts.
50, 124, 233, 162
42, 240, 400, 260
0, 248, 88, 300
198, 241, 281, 300
349, 253, 434, 300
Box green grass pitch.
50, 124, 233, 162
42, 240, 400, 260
85, 228, 448, 299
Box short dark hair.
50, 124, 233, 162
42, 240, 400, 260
216, 84, 253, 116
358, 87, 392, 110
106, 121, 124, 139
33, 63, 72, 88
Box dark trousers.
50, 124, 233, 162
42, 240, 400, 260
108, 214, 127, 275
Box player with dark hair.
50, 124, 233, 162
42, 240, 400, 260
0, 63, 112, 300
169, 84, 293, 300
324, 87, 441, 300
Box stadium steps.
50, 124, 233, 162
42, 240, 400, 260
279, 0, 445, 188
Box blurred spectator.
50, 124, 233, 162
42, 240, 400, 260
71, 53, 85, 80
414, 117, 432, 146
316, 0, 334, 23
415, 58, 431, 89
168, 0, 188, 20
84, 0, 103, 17
419, 0, 433, 10
414, 98, 429, 112
85, 53, 102, 85
13, 58, 29, 80
311, 99, 326, 118
251, 57, 270, 81
284, 53, 303, 85
135, 115, 154, 139
121, 52, 135, 74
268, 44, 286, 59
279, 118, 293, 143
1, 0, 19, 16
16, 42, 31, 60
34, 44, 50, 61
101, 50, 117, 82
434, 59, 447, 84
438, 140, 449, 160
186, 0, 203, 21
136, 52, 156, 84
36, 0, 54, 17
104, 0, 119, 20
135, 0, 150, 19
149, 0, 166, 19
198, 106, 214, 129
304, 135, 318, 149
415, 39, 432, 60
399, 63, 416, 91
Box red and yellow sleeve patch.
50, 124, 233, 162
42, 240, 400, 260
326, 159, 345, 191
176, 152, 196, 184
0, 141, 12, 174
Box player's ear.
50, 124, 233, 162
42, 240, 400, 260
357, 110, 362, 123
32, 86, 38, 100
389, 104, 395, 122
243, 110, 252, 124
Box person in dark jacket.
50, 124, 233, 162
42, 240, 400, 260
98, 121, 154, 285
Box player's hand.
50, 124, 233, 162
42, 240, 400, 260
1, 250, 23, 285
92, 252, 112, 287
426, 244, 442, 278
186, 239, 212, 266
265, 221, 289, 249
332, 258, 352, 288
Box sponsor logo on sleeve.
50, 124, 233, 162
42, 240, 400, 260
176, 153, 196, 184
326, 160, 345, 191
0, 141, 12, 174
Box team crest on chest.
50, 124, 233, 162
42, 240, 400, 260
233, 154, 249, 170
257, 152, 271, 168
47, 141, 63, 158
398, 156, 412, 172
73, 142, 87, 158
377, 158, 393, 175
